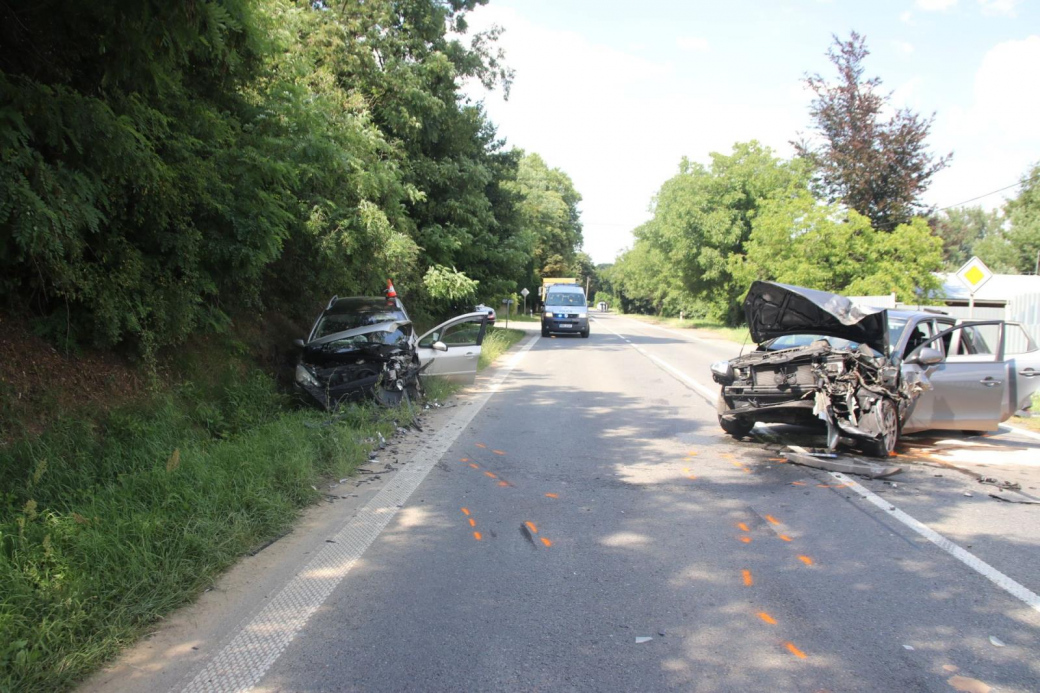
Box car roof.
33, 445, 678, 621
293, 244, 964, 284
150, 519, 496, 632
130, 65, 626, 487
546, 285, 583, 292
326, 297, 406, 314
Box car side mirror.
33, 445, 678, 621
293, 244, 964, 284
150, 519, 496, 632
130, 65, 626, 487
432, 340, 448, 352
293, 338, 306, 349
908, 346, 943, 366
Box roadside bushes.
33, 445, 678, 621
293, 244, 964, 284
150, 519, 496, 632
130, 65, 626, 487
0, 371, 398, 692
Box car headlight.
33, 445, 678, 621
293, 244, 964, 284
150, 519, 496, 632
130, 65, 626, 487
544, 310, 554, 317
577, 312, 588, 318
710, 360, 733, 379
295, 364, 320, 388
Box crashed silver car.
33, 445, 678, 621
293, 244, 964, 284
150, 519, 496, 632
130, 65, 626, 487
711, 281, 1040, 456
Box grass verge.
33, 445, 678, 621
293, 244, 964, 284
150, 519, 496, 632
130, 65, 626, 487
0, 371, 402, 692
479, 327, 526, 370
621, 313, 751, 344
1010, 393, 1040, 432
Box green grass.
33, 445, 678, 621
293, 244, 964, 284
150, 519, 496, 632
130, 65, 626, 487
622, 314, 751, 344
0, 371, 400, 692
496, 313, 538, 323
1011, 392, 1040, 432
478, 327, 525, 370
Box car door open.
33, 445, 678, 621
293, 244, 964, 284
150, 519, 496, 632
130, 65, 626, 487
416, 312, 489, 384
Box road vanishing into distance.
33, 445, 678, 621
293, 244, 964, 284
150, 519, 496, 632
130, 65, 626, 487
86, 313, 1040, 693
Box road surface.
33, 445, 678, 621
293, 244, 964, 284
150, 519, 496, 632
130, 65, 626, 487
84, 313, 1040, 693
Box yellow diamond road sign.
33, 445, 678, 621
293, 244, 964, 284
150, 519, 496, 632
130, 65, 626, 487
955, 256, 993, 294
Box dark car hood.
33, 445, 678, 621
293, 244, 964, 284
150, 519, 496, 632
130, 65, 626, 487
302, 320, 412, 366
743, 281, 889, 354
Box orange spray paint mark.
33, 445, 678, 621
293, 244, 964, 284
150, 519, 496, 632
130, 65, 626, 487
461, 508, 470, 516
737, 522, 750, 532
475, 443, 487, 449
784, 642, 807, 659
686, 451, 699, 457
757, 612, 777, 625
742, 570, 753, 587
473, 532, 483, 541
468, 518, 477, 527
498, 481, 509, 487
525, 521, 539, 534
484, 471, 498, 479
460, 458, 470, 462
540, 537, 552, 547
768, 457, 787, 462
778, 534, 793, 542
469, 463, 480, 469
730, 461, 744, 468
721, 453, 735, 459
545, 493, 559, 499
739, 536, 752, 544
765, 515, 781, 526
492, 450, 506, 456
687, 475, 697, 480
798, 555, 814, 566
791, 481, 807, 486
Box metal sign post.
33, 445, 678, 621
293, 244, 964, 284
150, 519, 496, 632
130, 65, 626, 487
954, 256, 994, 319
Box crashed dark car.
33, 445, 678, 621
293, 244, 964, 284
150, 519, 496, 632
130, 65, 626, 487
294, 295, 421, 409
711, 281, 1040, 456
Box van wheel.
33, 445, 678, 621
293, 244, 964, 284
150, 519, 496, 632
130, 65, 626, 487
581, 329, 589, 338
541, 327, 549, 338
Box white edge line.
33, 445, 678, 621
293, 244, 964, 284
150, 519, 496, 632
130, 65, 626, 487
1000, 423, 1040, 442
179, 333, 540, 693
830, 472, 1040, 614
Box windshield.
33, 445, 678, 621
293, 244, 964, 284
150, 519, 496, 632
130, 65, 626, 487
545, 293, 585, 307
765, 333, 878, 354
313, 310, 407, 339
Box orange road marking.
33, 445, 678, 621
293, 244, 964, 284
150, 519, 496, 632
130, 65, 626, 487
545, 493, 559, 499
742, 570, 753, 586
493, 450, 506, 455
757, 612, 777, 625
765, 515, 781, 526
460, 458, 470, 462
484, 471, 498, 479
468, 518, 477, 527
784, 642, 807, 659
461, 508, 470, 516
791, 481, 807, 486
683, 467, 691, 473
469, 463, 480, 469
737, 522, 750, 532
768, 457, 787, 462
739, 536, 752, 544
798, 555, 814, 566
687, 474, 697, 480
540, 537, 552, 547
475, 443, 487, 448
721, 453, 735, 458
525, 521, 539, 534
473, 532, 482, 541
730, 460, 743, 468
778, 534, 793, 542
498, 481, 509, 487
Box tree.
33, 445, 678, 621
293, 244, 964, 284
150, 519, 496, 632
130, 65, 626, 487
794, 32, 950, 232
1005, 162, 1040, 274
932, 206, 1004, 270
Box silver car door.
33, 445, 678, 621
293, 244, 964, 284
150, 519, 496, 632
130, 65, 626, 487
1003, 322, 1040, 418
903, 321, 1006, 433
415, 313, 488, 384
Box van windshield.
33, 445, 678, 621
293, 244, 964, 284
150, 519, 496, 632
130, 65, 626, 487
545, 293, 585, 307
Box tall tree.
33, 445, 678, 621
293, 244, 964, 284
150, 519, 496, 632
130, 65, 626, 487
932, 206, 1004, 270
1004, 162, 1040, 274
794, 32, 950, 232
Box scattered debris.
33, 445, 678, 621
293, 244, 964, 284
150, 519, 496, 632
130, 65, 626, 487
963, 492, 973, 498
988, 635, 1005, 647
635, 637, 653, 644
903, 645, 915, 651
989, 494, 1040, 505
783, 446, 901, 478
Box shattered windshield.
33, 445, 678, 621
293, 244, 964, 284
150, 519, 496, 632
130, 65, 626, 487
314, 310, 407, 339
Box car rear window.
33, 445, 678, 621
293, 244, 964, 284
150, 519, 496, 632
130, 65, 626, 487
314, 310, 407, 339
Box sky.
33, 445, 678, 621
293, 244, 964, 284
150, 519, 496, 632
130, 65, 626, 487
461, 0, 1040, 264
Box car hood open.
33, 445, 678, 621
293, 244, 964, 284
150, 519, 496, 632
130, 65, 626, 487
743, 281, 889, 354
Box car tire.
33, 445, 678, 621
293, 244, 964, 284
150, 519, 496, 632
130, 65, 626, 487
541, 327, 549, 338
862, 397, 899, 458
719, 414, 754, 439
581, 329, 589, 338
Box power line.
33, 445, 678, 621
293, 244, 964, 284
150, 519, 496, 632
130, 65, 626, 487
938, 180, 1024, 211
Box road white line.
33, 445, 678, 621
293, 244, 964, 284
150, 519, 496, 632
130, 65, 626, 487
597, 321, 717, 404
830, 472, 1040, 615
180, 334, 541, 693
1000, 423, 1040, 442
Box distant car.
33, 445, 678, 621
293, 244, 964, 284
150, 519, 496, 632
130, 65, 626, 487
294, 291, 488, 409
474, 303, 496, 326
711, 281, 1040, 456
542, 284, 589, 338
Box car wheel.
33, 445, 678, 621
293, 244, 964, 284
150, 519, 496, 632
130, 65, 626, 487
719, 414, 754, 439
541, 327, 549, 338
581, 329, 589, 338
862, 397, 899, 458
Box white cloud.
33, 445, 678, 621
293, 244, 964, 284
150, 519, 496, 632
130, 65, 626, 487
900, 10, 915, 23
676, 36, 710, 53
915, 0, 958, 10
978, 0, 1019, 17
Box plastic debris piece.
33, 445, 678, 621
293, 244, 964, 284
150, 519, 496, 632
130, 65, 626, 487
989, 636, 1005, 647
635, 637, 653, 644
903, 645, 915, 650
963, 492, 973, 497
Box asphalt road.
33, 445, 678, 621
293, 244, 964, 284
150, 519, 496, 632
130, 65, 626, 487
127, 313, 1040, 692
